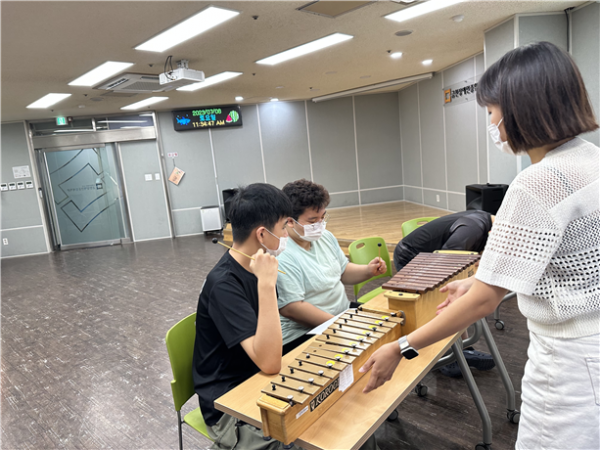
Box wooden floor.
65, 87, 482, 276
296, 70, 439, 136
1, 233, 526, 450
225, 200, 452, 255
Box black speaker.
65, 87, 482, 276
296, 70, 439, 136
466, 183, 509, 215
222, 188, 239, 223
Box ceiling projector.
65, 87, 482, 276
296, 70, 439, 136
159, 60, 205, 87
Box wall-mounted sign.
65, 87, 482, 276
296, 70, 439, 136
56, 116, 68, 126
443, 76, 479, 107
12, 165, 31, 179
168, 167, 185, 185
172, 105, 242, 131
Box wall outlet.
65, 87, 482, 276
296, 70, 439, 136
2, 238, 8, 245
436, 194, 440, 202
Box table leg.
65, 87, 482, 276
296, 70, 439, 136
452, 338, 492, 447
479, 318, 520, 424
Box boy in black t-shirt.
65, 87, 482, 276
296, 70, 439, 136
192, 183, 298, 449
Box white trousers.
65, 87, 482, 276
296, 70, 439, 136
516, 331, 600, 450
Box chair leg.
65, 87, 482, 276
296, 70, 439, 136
177, 410, 184, 450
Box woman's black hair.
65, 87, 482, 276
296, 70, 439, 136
477, 41, 598, 151
229, 183, 292, 243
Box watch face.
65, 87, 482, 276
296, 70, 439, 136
403, 348, 419, 360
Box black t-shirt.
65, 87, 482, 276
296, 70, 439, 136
192, 252, 261, 426
394, 210, 492, 270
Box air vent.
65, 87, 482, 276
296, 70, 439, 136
101, 91, 138, 98
95, 73, 175, 93
297, 1, 374, 18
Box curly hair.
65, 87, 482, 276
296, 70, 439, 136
282, 179, 330, 220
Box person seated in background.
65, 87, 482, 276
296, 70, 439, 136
394, 210, 494, 271
277, 179, 386, 354
192, 183, 305, 450
393, 210, 496, 377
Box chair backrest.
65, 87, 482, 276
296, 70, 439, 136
165, 313, 197, 412
401, 217, 439, 238
348, 236, 393, 298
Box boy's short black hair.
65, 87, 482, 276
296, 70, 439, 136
229, 183, 292, 243
282, 179, 330, 220
477, 41, 598, 152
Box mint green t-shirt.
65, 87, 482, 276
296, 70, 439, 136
277, 230, 350, 345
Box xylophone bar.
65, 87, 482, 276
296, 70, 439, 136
383, 252, 480, 293
257, 308, 405, 444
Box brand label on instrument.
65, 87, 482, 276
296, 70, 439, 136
296, 406, 309, 420
339, 365, 354, 392
310, 378, 339, 411
468, 269, 474, 277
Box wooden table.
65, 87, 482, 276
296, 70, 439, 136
215, 294, 460, 450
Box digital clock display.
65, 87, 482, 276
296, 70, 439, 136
172, 105, 243, 131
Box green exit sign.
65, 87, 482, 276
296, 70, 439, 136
56, 116, 67, 126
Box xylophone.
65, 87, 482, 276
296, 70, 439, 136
257, 252, 480, 444
382, 252, 480, 334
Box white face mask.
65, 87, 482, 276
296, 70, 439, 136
293, 219, 327, 242
261, 229, 287, 257
488, 117, 517, 156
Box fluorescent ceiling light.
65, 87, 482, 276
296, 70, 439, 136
96, 120, 147, 124
135, 6, 239, 52
422, 59, 433, 65
177, 71, 242, 91
27, 93, 71, 109
121, 97, 168, 110
385, 0, 464, 23
54, 129, 93, 133
270, 98, 279, 102
312, 73, 433, 103
390, 52, 403, 59
69, 61, 134, 86
235, 96, 244, 101
256, 33, 353, 65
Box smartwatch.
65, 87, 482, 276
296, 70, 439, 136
398, 336, 419, 360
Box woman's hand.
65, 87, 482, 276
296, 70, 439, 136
437, 276, 475, 315
359, 342, 403, 393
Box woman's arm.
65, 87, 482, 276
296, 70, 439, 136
360, 279, 507, 393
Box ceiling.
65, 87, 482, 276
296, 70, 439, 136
1, 0, 585, 122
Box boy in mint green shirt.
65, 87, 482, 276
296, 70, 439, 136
278, 179, 386, 351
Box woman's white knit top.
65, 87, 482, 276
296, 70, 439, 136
476, 137, 599, 338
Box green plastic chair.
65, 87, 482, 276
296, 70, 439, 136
401, 217, 439, 238
348, 237, 393, 303
165, 313, 212, 449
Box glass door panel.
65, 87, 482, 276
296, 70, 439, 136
42, 144, 129, 248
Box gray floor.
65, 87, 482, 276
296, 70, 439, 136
1, 235, 525, 449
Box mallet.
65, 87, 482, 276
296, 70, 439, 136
212, 238, 286, 274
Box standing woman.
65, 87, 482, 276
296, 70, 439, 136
360, 41, 599, 449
